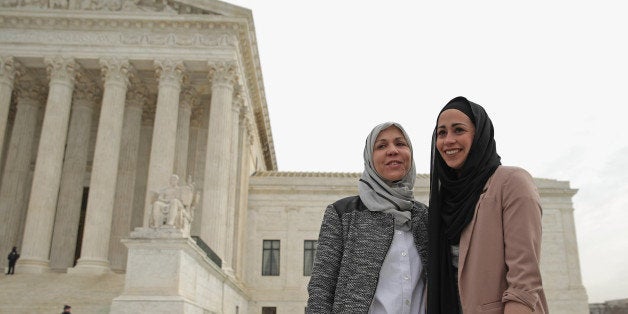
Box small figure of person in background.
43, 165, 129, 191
61, 304, 71, 314
6, 246, 19, 275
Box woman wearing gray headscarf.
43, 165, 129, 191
306, 122, 428, 314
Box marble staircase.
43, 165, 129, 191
0, 271, 124, 313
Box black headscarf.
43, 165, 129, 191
426, 96, 501, 313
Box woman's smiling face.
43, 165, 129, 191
436, 109, 476, 170
372, 126, 412, 181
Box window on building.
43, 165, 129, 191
261, 306, 276, 314
262, 240, 280, 276
303, 240, 318, 276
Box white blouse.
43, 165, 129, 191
368, 227, 425, 314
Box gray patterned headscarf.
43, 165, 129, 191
358, 122, 416, 229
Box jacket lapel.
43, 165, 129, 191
457, 169, 497, 279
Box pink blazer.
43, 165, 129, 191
458, 166, 549, 314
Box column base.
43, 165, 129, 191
68, 258, 113, 275
15, 258, 51, 274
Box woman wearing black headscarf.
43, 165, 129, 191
427, 97, 548, 314
307, 122, 428, 314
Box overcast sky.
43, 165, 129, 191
227, 0, 627, 303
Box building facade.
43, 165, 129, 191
0, 0, 589, 313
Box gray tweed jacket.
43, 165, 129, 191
306, 195, 428, 314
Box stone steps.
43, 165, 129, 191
0, 272, 124, 313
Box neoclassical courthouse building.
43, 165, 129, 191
0, 0, 590, 313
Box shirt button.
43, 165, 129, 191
404, 275, 409, 280
396, 231, 402, 235
405, 299, 410, 305
401, 251, 407, 257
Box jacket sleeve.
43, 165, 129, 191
306, 204, 343, 314
500, 168, 544, 312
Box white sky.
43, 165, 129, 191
227, 0, 627, 304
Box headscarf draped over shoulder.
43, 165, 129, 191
358, 122, 416, 229
426, 96, 502, 314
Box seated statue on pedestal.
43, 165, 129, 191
149, 174, 199, 235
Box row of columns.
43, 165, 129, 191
0, 55, 252, 275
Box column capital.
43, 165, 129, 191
127, 87, 147, 110
179, 86, 198, 111
73, 73, 101, 109
100, 57, 132, 87
0, 56, 23, 85
207, 61, 237, 88
154, 59, 186, 87
15, 74, 47, 106
45, 56, 78, 85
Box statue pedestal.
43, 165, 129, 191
109, 228, 226, 314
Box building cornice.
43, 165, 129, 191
250, 171, 577, 196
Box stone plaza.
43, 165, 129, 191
0, 0, 589, 313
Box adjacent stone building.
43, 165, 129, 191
0, 0, 590, 313
590, 298, 628, 314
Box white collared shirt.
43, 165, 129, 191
369, 227, 425, 314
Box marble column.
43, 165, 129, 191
19, 57, 77, 273
201, 61, 237, 260
188, 104, 207, 237
0, 76, 45, 261
186, 103, 205, 189
234, 105, 253, 279
131, 106, 154, 231
173, 87, 195, 180
0, 56, 21, 166
108, 87, 145, 272
223, 86, 243, 275
72, 58, 131, 274
142, 59, 185, 227
49, 75, 100, 270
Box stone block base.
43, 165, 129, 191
109, 230, 248, 314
